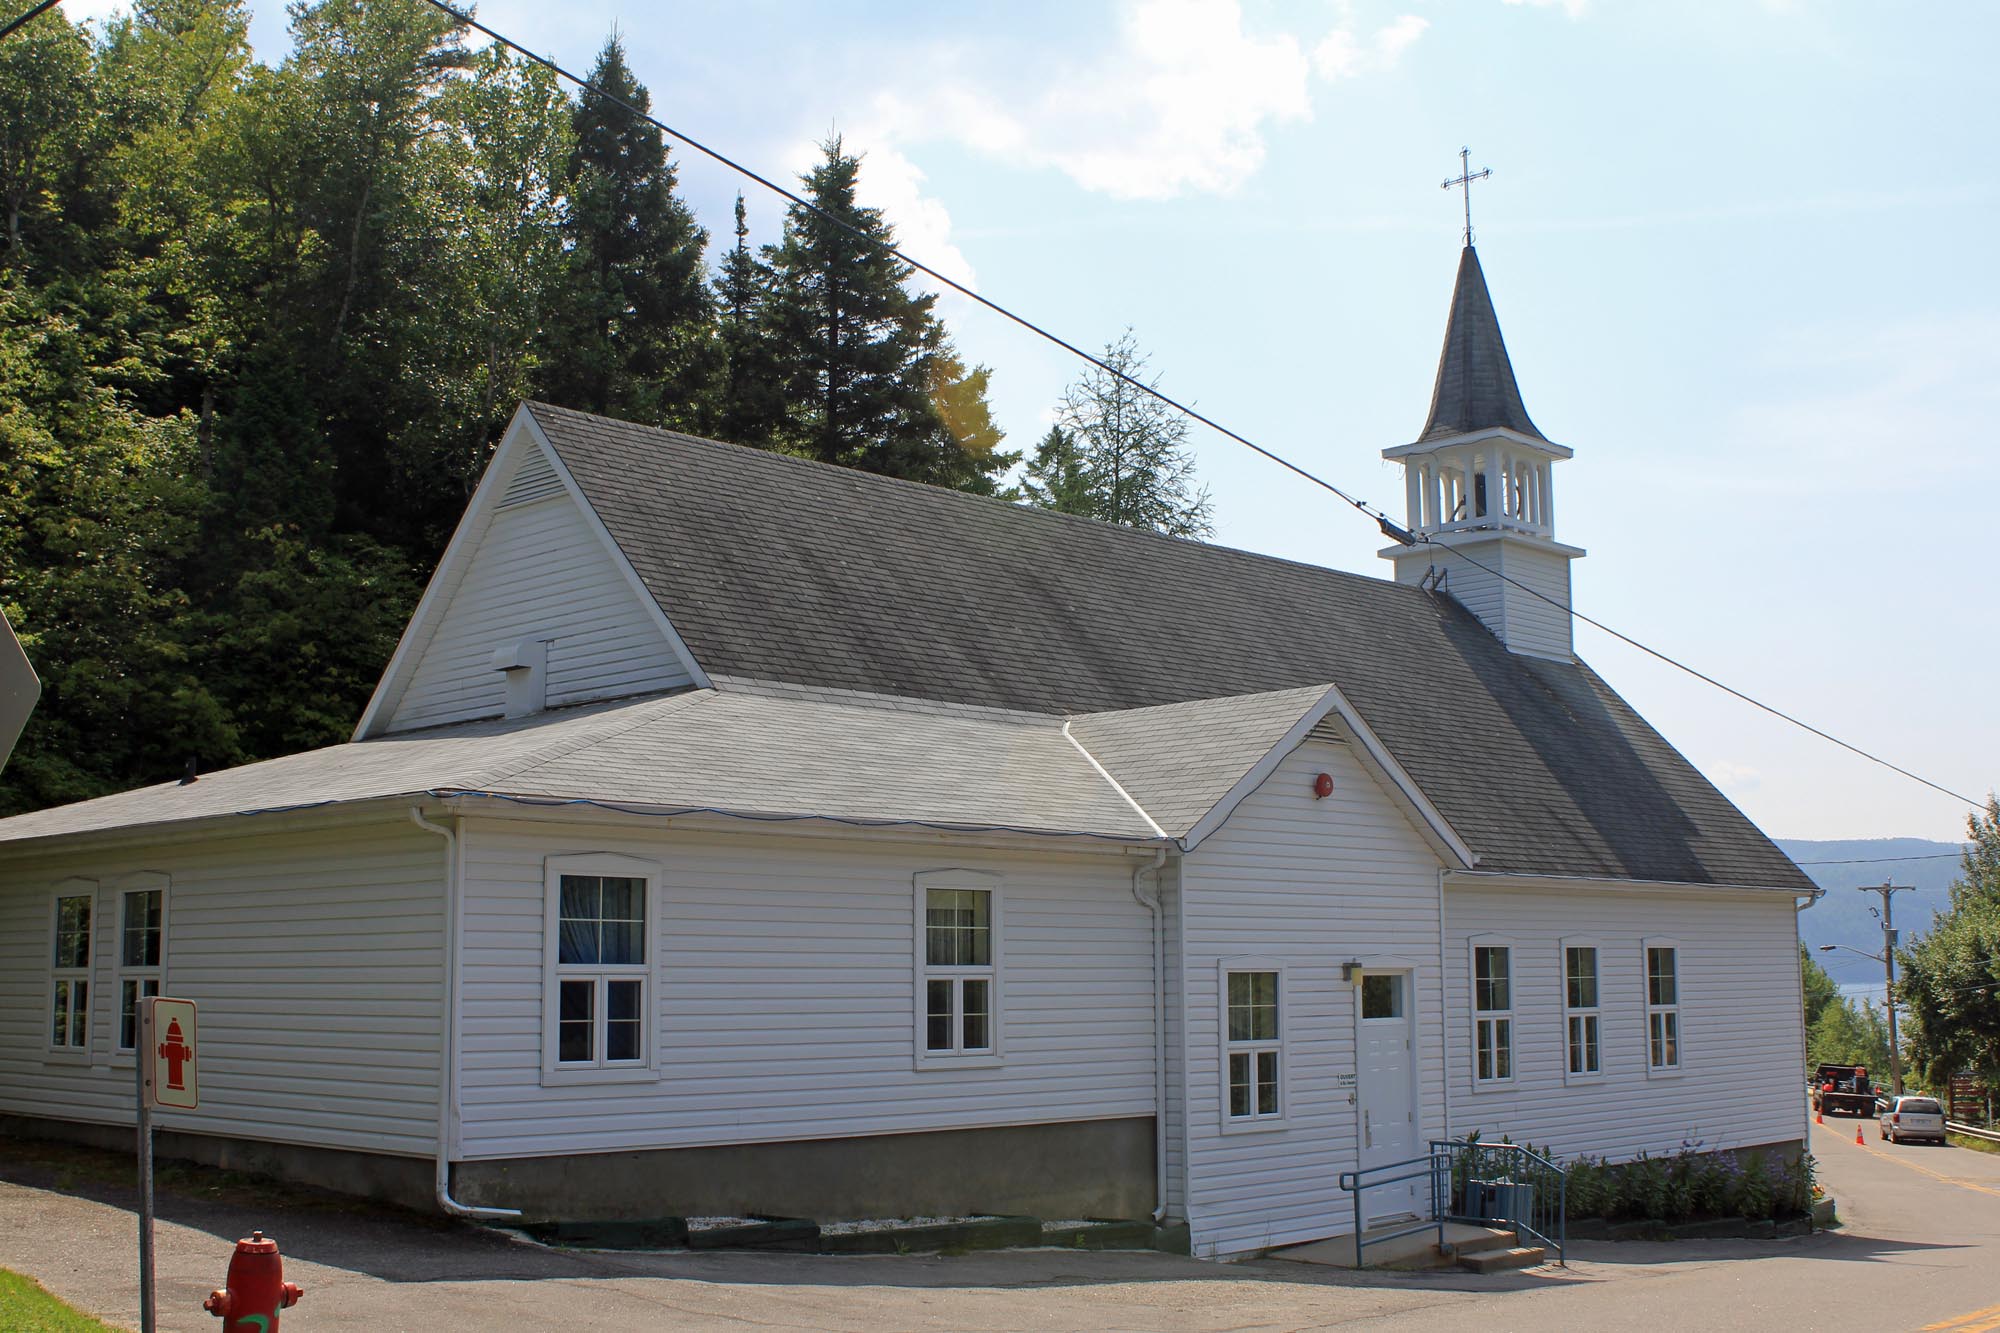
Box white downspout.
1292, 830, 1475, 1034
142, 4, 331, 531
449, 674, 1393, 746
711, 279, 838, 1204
1132, 847, 1169, 1224
1437, 866, 1451, 1141
411, 807, 522, 1220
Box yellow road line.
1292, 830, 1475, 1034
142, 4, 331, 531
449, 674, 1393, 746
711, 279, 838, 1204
1923, 1311, 2000, 1333
1829, 1131, 2000, 1200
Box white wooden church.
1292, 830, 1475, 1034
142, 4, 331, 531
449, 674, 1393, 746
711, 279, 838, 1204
0, 247, 1815, 1258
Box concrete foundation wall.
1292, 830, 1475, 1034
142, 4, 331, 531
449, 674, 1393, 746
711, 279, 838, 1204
0, 1112, 436, 1213
456, 1115, 1157, 1222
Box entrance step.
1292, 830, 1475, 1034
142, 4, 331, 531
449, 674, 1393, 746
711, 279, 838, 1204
1270, 1222, 1513, 1270
1458, 1244, 1546, 1273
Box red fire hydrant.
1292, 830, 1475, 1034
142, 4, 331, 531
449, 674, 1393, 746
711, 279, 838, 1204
203, 1231, 303, 1332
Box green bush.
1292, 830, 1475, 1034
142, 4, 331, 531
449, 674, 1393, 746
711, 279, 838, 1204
1449, 1136, 1815, 1223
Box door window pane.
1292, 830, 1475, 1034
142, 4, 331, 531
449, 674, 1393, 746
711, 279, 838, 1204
1361, 974, 1402, 1019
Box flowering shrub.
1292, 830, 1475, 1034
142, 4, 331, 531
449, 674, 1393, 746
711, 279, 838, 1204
1458, 1134, 1814, 1222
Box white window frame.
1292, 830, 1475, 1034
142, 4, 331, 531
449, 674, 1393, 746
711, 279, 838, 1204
114, 873, 171, 1057
1468, 935, 1516, 1089
1560, 937, 1603, 1084
913, 870, 1004, 1070
47, 879, 98, 1060
540, 853, 662, 1086
1218, 957, 1289, 1133
1644, 937, 1683, 1076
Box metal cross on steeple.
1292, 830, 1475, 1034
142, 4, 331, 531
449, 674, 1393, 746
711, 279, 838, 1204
1441, 147, 1492, 246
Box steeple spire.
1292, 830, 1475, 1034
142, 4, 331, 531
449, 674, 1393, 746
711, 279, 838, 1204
1418, 246, 1545, 444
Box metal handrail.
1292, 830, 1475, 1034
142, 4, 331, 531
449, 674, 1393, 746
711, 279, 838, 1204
1429, 1139, 1566, 1266
1336, 1150, 1448, 1264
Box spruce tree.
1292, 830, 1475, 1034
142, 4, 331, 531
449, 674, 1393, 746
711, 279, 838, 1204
710, 193, 784, 447
760, 137, 1007, 489
543, 35, 712, 428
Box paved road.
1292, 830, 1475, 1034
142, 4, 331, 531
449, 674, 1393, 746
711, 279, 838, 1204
4, 1122, 1999, 1331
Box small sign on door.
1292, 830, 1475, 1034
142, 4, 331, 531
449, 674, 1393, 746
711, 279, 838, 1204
1333, 1071, 1357, 1090
145, 998, 198, 1111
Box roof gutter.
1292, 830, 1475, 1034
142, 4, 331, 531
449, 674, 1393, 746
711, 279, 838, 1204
1444, 868, 1816, 895
409, 807, 521, 1221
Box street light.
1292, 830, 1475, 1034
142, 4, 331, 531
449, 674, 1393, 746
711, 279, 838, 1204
1820, 938, 1904, 1097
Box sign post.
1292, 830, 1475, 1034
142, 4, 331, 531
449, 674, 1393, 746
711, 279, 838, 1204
139, 998, 197, 1333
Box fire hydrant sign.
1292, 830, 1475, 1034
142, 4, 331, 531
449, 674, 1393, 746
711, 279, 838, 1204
146, 998, 198, 1110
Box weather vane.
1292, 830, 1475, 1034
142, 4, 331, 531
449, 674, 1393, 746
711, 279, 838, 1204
1441, 147, 1491, 247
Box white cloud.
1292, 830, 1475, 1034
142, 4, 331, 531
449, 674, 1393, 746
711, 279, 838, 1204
1314, 14, 1430, 79
863, 1, 1425, 203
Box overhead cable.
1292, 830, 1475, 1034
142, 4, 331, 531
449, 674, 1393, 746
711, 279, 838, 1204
414, 0, 1981, 813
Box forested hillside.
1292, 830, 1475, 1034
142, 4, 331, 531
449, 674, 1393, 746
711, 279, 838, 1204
0, 0, 1013, 814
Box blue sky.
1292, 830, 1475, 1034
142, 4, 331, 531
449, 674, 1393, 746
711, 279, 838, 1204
67, 0, 2000, 842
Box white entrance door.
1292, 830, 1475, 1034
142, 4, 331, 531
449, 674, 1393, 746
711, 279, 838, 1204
1356, 971, 1419, 1223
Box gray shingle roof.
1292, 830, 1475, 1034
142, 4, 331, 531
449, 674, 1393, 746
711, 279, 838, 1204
531, 402, 1811, 891
1419, 246, 1546, 443
1069, 685, 1332, 837
0, 688, 1160, 846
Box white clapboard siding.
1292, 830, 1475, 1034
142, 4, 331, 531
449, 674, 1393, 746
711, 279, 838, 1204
0, 822, 445, 1158
1496, 542, 1574, 660
1178, 738, 1449, 1258
1443, 882, 1805, 1160
385, 442, 690, 733
455, 818, 1156, 1159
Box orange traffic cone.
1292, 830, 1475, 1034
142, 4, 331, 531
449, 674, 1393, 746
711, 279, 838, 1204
1856, 1123, 1865, 1146
1815, 1109, 1823, 1125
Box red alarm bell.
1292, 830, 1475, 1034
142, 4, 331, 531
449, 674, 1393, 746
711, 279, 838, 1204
1313, 773, 1334, 799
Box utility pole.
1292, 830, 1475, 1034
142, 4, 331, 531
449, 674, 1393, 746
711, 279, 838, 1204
1860, 882, 1916, 1097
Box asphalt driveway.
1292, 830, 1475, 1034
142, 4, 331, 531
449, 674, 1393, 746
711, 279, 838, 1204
2, 1127, 1996, 1331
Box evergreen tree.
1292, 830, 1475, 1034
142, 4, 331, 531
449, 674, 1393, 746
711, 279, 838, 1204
1021, 332, 1213, 538
541, 35, 712, 429
1801, 945, 1840, 1031
1900, 796, 2000, 1086
760, 137, 1007, 489
710, 193, 784, 447
1017, 425, 1093, 515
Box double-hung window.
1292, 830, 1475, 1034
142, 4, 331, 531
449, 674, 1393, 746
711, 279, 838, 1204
50, 888, 93, 1052
917, 873, 1001, 1063
543, 856, 658, 1080
1563, 943, 1601, 1078
1646, 942, 1681, 1072
1472, 943, 1513, 1084
1223, 967, 1283, 1124
117, 883, 167, 1053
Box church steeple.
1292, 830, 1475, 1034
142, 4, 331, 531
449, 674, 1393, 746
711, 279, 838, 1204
1380, 244, 1585, 661
1419, 246, 1545, 444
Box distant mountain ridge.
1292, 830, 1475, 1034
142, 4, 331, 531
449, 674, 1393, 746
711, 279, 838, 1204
1779, 837, 1968, 985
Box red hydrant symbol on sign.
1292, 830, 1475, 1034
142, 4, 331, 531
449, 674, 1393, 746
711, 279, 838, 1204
158, 1018, 192, 1091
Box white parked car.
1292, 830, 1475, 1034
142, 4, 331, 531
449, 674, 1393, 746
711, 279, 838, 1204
1880, 1095, 1947, 1145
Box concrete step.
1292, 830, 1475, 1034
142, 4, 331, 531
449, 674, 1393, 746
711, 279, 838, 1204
1446, 1227, 1520, 1258
1459, 1245, 1546, 1273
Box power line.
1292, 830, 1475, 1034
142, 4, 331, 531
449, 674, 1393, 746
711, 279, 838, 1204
1427, 538, 1985, 809
0, 0, 61, 42
417, 0, 1981, 814
413, 0, 1408, 546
